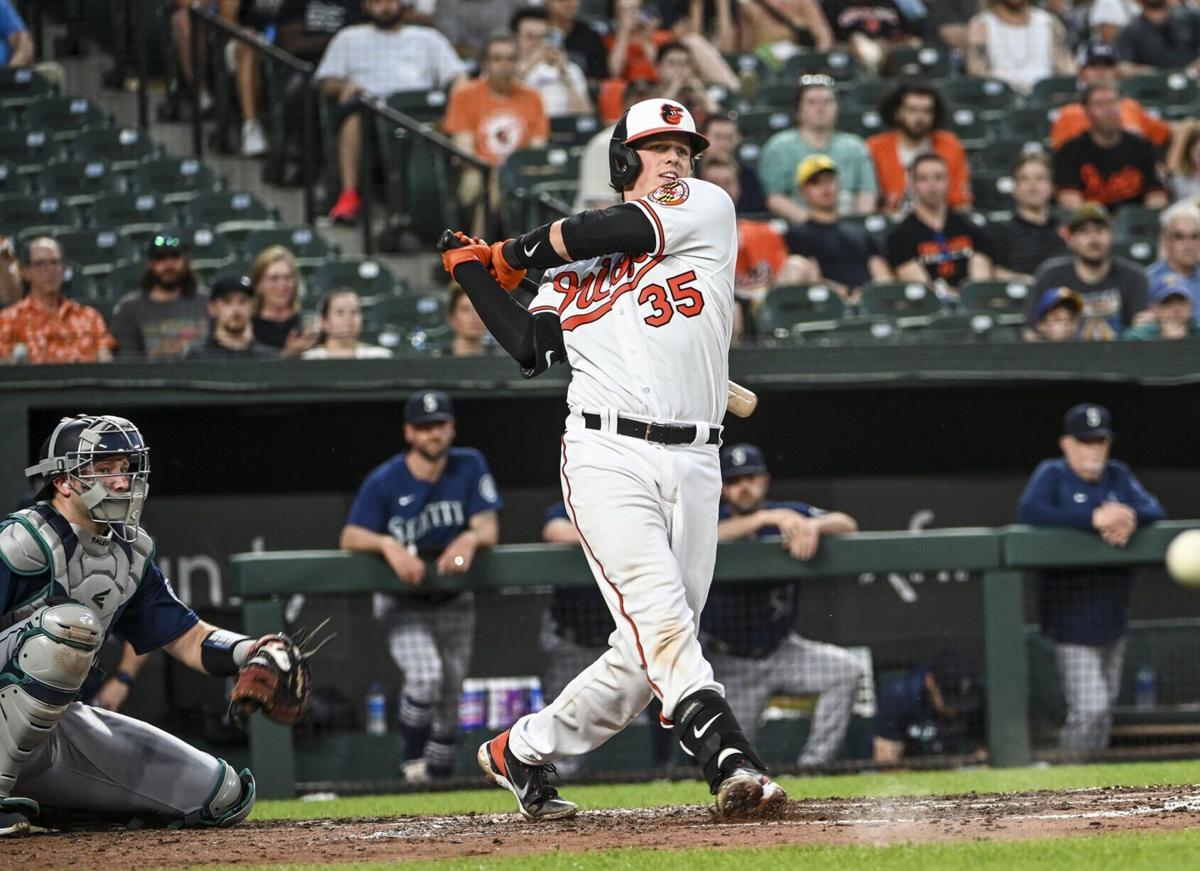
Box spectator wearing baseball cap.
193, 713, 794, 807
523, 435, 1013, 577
704, 442, 862, 768
1017, 404, 1166, 757
1050, 41, 1171, 152
1027, 287, 1091, 343
1029, 203, 1149, 333
110, 234, 210, 360
186, 274, 279, 360
783, 155, 891, 300
1123, 285, 1199, 341
758, 76, 877, 226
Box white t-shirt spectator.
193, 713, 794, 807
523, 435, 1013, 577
1091, 0, 1136, 31
574, 122, 619, 212
522, 59, 588, 118
315, 23, 465, 95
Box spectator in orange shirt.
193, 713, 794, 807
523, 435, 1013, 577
445, 33, 550, 233
699, 157, 810, 304
866, 83, 972, 214
0, 237, 115, 364
1050, 42, 1171, 152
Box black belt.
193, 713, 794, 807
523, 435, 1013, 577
583, 412, 720, 445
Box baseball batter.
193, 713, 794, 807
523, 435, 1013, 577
441, 98, 786, 820
0, 415, 307, 837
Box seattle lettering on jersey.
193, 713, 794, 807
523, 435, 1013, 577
388, 499, 467, 545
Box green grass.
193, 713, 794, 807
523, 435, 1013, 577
254, 758, 1200, 821
170, 829, 1200, 870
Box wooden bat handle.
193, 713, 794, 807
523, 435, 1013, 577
727, 381, 757, 418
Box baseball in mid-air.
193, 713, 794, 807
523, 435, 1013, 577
1165, 530, 1200, 587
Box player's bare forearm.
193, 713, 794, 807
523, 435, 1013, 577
340, 523, 391, 554
543, 517, 581, 544
717, 513, 773, 540
164, 620, 220, 674
116, 641, 148, 678
813, 511, 858, 535
468, 511, 500, 548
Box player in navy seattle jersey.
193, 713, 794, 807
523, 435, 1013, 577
703, 443, 863, 768
340, 391, 502, 782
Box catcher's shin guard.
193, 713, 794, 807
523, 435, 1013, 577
672, 689, 768, 794
0, 603, 102, 799
188, 760, 256, 828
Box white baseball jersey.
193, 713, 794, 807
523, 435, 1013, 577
527, 178, 736, 425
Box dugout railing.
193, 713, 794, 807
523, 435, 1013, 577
229, 520, 1200, 798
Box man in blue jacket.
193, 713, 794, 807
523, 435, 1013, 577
1017, 403, 1166, 757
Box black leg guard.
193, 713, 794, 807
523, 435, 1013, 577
672, 689, 768, 794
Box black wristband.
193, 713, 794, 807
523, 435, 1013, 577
201, 629, 254, 677
114, 670, 135, 687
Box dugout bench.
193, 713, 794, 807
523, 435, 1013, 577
230, 521, 1200, 798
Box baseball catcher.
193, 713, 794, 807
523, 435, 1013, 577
0, 414, 315, 837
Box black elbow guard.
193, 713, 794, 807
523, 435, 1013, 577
519, 312, 567, 379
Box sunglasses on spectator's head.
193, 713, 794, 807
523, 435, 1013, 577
147, 234, 185, 259
798, 74, 836, 89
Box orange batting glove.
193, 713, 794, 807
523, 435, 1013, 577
441, 232, 492, 275
488, 240, 528, 292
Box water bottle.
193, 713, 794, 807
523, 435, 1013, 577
366, 682, 387, 735
1135, 665, 1157, 710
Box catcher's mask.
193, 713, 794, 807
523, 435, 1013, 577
609, 98, 708, 192
25, 414, 151, 543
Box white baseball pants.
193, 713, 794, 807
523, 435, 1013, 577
510, 416, 724, 764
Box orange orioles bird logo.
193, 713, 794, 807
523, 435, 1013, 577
661, 103, 684, 125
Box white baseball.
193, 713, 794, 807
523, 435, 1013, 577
1165, 530, 1200, 588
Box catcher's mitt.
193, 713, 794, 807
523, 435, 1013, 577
229, 622, 331, 727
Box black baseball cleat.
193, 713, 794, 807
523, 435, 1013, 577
0, 797, 38, 837
715, 766, 787, 819
477, 730, 578, 821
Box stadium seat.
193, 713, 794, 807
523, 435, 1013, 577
757, 284, 846, 339
0, 129, 68, 174
1113, 205, 1163, 243
0, 68, 55, 110
39, 159, 126, 205
38, 227, 138, 276
129, 157, 224, 204
173, 226, 239, 273
946, 107, 992, 151
825, 316, 899, 343
98, 260, 149, 303
753, 82, 799, 111
974, 139, 1048, 173
774, 50, 860, 82
0, 194, 80, 234
734, 107, 793, 142
999, 106, 1054, 143
0, 160, 32, 197
22, 96, 113, 141
500, 146, 582, 232
1030, 75, 1080, 108
90, 192, 179, 239
183, 191, 279, 239
839, 213, 894, 245
885, 45, 954, 79
903, 312, 1016, 343
959, 280, 1031, 325
364, 293, 446, 335
242, 226, 337, 269
939, 77, 1016, 121
839, 108, 885, 140
308, 257, 401, 300
1113, 236, 1157, 267
71, 127, 160, 171
836, 78, 890, 113
386, 89, 450, 123
550, 114, 602, 147
1119, 72, 1195, 117
859, 281, 943, 325
970, 171, 1015, 215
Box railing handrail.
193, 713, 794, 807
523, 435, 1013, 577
187, 3, 315, 76
357, 94, 491, 173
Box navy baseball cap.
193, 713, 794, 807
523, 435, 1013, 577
720, 443, 768, 480
1079, 41, 1119, 68
146, 233, 186, 259
1063, 403, 1113, 440
1033, 287, 1084, 322
405, 390, 454, 425
209, 273, 253, 300
1149, 280, 1195, 306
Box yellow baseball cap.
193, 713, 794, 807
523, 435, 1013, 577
796, 154, 837, 187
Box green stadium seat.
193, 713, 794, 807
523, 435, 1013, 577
939, 77, 1017, 121
946, 107, 991, 151
364, 293, 446, 335
183, 191, 279, 237
1030, 75, 1080, 108
757, 283, 846, 339
98, 260, 149, 303
550, 114, 602, 147
900, 312, 995, 343
0, 194, 80, 234
825, 316, 899, 343
242, 225, 337, 269
885, 45, 954, 79
1114, 236, 1157, 267
0, 129, 68, 174
0, 160, 32, 197
733, 107, 793, 143
999, 106, 1054, 143
39, 159, 126, 206
859, 280, 943, 325
839, 108, 885, 140
308, 257, 400, 300
773, 50, 859, 83
959, 279, 1031, 325
753, 82, 799, 111
840, 213, 894, 245
0, 68, 55, 110
970, 171, 1015, 215
90, 192, 179, 238
500, 146, 582, 232
974, 139, 1048, 173
385, 89, 450, 123
38, 227, 138, 276
71, 127, 160, 171
129, 157, 224, 204
22, 96, 113, 141
836, 78, 890, 113
1119, 72, 1196, 116
1113, 205, 1163, 243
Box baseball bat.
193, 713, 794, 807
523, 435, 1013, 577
437, 229, 758, 418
